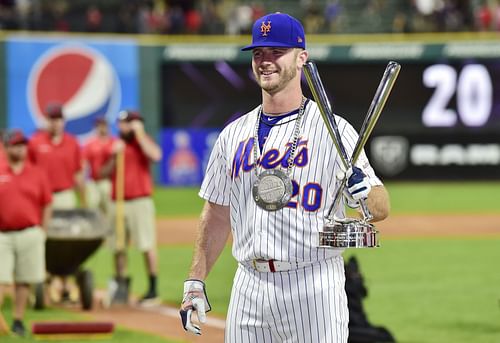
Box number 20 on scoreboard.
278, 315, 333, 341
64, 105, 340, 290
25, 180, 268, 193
422, 63, 495, 128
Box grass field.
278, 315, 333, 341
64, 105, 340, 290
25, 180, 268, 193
4, 182, 500, 342
96, 182, 500, 342
84, 238, 500, 343
153, 181, 500, 216
0, 297, 181, 342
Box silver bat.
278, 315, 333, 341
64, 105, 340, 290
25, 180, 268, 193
303, 60, 401, 221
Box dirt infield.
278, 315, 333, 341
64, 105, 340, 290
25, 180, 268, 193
86, 301, 225, 343
156, 213, 500, 245
84, 213, 499, 343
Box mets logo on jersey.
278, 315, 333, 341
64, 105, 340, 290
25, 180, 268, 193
27, 44, 121, 137
261, 21, 271, 36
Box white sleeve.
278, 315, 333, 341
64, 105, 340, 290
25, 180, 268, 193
337, 116, 383, 187
198, 133, 232, 206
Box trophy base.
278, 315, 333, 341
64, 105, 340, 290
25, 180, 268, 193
319, 218, 379, 248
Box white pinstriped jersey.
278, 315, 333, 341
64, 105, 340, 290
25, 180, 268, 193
199, 99, 382, 263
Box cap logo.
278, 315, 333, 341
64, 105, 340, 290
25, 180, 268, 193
297, 37, 303, 43
260, 21, 271, 36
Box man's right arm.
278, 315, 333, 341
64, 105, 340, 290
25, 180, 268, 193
99, 140, 124, 179
180, 200, 231, 335
188, 201, 231, 280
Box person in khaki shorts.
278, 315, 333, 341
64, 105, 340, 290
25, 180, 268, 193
82, 117, 116, 217
27, 103, 87, 302
101, 110, 162, 306
0, 130, 52, 337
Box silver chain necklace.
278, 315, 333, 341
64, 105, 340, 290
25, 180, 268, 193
252, 96, 306, 211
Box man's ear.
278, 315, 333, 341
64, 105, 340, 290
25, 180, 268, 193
298, 49, 309, 68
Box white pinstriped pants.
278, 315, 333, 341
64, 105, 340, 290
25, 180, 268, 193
225, 256, 349, 343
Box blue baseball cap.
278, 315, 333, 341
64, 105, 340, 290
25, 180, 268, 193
241, 12, 306, 51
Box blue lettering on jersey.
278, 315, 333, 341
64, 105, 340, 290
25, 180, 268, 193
232, 138, 309, 179
232, 138, 254, 179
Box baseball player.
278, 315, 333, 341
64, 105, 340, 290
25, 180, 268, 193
179, 12, 390, 342
100, 110, 163, 306
0, 130, 52, 336
82, 117, 116, 216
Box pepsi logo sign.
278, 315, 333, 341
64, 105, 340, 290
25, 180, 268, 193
27, 44, 121, 136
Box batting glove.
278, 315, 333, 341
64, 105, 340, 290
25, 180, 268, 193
345, 166, 371, 204
179, 279, 211, 335
343, 188, 360, 209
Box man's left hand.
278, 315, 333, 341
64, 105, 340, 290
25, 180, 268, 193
346, 166, 371, 201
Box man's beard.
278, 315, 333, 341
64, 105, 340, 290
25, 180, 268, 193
255, 65, 297, 94
120, 131, 134, 142
8, 153, 23, 163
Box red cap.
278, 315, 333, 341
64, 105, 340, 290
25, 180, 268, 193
118, 110, 143, 122
4, 129, 28, 146
45, 103, 64, 119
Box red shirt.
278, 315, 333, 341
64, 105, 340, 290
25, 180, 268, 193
0, 163, 52, 230
111, 137, 153, 200
83, 135, 116, 181
28, 131, 82, 192
0, 143, 7, 171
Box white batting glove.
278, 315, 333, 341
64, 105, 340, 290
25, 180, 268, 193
336, 169, 358, 208
179, 279, 211, 335
343, 189, 360, 209
345, 166, 371, 206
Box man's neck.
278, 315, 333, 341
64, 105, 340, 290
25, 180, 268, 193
262, 86, 303, 116
8, 160, 25, 174
50, 132, 63, 144
262, 93, 304, 115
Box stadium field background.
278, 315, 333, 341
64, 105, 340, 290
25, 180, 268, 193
2, 181, 498, 342
87, 181, 500, 343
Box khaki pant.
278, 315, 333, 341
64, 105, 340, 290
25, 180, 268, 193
109, 197, 156, 252
0, 227, 46, 284
52, 189, 77, 210
85, 179, 112, 215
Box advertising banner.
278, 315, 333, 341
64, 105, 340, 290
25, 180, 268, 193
6, 37, 139, 139
159, 128, 220, 186
368, 134, 500, 180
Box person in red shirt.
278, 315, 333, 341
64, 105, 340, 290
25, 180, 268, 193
101, 110, 162, 306
82, 117, 116, 216
0, 130, 52, 337
28, 103, 86, 209
27, 103, 86, 303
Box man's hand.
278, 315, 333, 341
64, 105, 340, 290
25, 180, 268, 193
344, 166, 371, 207
111, 140, 125, 155
130, 120, 145, 139
179, 279, 211, 335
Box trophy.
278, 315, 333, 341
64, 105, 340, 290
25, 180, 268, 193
303, 61, 401, 248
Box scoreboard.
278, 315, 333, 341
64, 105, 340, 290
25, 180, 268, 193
160, 39, 500, 180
